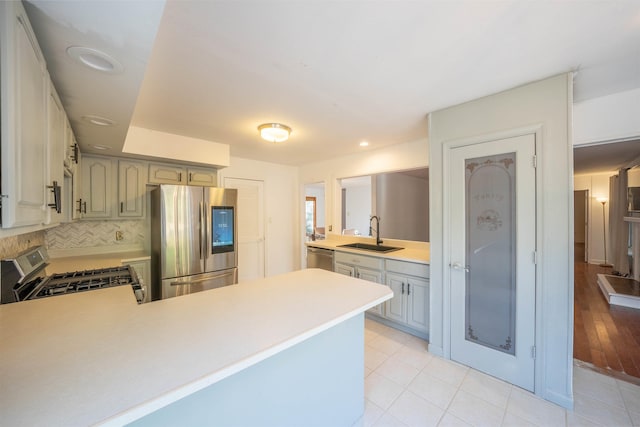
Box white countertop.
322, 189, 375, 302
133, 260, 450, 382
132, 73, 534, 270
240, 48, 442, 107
306, 237, 430, 265
0, 269, 391, 426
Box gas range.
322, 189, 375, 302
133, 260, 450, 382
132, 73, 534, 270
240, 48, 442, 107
1, 246, 143, 304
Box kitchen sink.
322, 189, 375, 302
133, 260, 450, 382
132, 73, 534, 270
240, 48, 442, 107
338, 243, 403, 253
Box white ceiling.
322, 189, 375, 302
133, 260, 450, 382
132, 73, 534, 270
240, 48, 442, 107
24, 0, 640, 167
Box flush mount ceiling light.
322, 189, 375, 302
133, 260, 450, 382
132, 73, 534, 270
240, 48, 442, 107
258, 123, 291, 143
66, 46, 124, 74
359, 141, 369, 147
91, 144, 111, 151
81, 115, 115, 126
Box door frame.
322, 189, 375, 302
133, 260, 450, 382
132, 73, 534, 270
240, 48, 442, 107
441, 125, 544, 393
222, 176, 266, 280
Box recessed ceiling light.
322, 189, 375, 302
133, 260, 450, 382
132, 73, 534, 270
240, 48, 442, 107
66, 46, 124, 74
82, 115, 115, 126
92, 145, 111, 151
359, 141, 369, 147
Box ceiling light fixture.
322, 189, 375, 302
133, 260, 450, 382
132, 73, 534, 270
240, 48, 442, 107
258, 123, 291, 143
92, 145, 111, 151
66, 46, 124, 74
82, 115, 115, 126
359, 141, 369, 147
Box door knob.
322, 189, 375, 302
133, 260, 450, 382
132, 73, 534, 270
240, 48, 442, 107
450, 262, 470, 272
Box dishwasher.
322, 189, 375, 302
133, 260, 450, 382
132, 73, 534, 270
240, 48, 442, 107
306, 246, 334, 271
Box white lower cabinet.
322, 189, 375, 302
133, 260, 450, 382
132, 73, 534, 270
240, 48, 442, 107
384, 260, 429, 333
334, 251, 430, 335
334, 251, 384, 316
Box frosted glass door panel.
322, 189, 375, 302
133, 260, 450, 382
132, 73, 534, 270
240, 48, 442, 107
449, 133, 536, 391
465, 154, 516, 355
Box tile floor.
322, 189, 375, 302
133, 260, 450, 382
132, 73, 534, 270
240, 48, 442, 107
359, 318, 640, 427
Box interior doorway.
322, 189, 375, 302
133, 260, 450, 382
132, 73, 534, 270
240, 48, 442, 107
223, 177, 265, 282
304, 182, 325, 241
573, 140, 640, 382
574, 190, 589, 263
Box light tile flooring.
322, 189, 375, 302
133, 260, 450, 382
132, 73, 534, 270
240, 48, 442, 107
359, 319, 640, 427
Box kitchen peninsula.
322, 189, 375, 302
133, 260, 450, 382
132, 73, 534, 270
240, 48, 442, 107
0, 269, 391, 426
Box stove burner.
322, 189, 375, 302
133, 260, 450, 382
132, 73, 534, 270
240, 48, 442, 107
30, 266, 141, 302
1, 246, 143, 305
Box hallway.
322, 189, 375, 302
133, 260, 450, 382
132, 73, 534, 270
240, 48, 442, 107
574, 261, 640, 383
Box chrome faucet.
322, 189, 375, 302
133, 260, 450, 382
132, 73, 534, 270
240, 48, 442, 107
369, 215, 382, 245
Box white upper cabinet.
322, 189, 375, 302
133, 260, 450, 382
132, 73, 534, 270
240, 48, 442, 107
68, 123, 82, 221
80, 155, 114, 219
0, 2, 48, 228
45, 84, 66, 225
148, 163, 187, 185
118, 160, 146, 218
187, 167, 217, 186
149, 162, 218, 186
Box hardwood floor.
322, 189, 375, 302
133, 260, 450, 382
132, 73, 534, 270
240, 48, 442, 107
574, 261, 640, 382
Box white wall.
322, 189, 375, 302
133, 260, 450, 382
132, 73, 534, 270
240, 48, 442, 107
573, 87, 640, 146
219, 156, 299, 276
429, 74, 574, 408
344, 184, 371, 235
574, 172, 615, 264
123, 126, 230, 167
376, 172, 429, 241
299, 138, 429, 237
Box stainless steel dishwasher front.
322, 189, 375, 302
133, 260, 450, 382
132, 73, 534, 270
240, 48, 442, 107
306, 246, 334, 271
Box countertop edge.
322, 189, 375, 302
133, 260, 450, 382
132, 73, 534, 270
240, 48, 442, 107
306, 240, 429, 265
97, 293, 391, 426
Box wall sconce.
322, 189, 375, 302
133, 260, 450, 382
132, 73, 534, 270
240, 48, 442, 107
258, 123, 291, 143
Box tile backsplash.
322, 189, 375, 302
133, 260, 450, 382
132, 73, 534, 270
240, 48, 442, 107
0, 230, 46, 259
45, 220, 147, 250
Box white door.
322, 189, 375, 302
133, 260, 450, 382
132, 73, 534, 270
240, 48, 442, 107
224, 177, 265, 282
449, 134, 536, 391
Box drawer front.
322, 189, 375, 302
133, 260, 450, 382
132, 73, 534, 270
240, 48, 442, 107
385, 259, 429, 278
334, 251, 383, 270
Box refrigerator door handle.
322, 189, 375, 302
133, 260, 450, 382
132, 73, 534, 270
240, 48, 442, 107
203, 201, 209, 262
198, 201, 203, 260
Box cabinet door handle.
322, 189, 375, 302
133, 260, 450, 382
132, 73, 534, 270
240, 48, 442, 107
189, 172, 193, 182
179, 172, 182, 182
120, 202, 124, 213
408, 283, 411, 295
76, 199, 83, 213
82, 201, 87, 214
356, 272, 360, 278
402, 283, 405, 294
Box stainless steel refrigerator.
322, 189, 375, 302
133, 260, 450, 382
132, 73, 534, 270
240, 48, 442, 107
150, 184, 238, 301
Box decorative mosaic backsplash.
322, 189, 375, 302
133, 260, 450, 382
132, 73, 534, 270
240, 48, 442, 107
45, 220, 147, 250
0, 230, 46, 259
